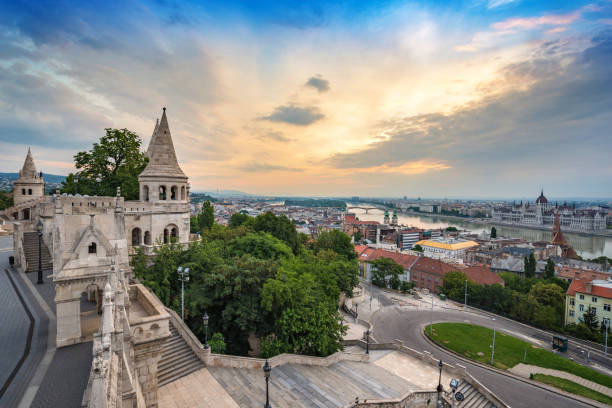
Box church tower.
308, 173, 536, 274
138, 108, 189, 203
13, 148, 45, 206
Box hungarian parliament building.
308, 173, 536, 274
491, 190, 608, 232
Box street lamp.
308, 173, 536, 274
430, 295, 434, 335
36, 219, 43, 284
464, 279, 468, 308
74, 173, 79, 195
263, 360, 272, 408
437, 360, 443, 407
605, 318, 609, 356
177, 267, 190, 320
202, 311, 209, 350
491, 318, 497, 366
365, 329, 370, 354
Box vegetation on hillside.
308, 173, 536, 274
532, 374, 612, 405
0, 190, 13, 210
284, 198, 346, 208
133, 212, 358, 357
426, 323, 612, 388
443, 271, 607, 344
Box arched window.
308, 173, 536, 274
163, 228, 169, 244
181, 186, 185, 200
144, 231, 151, 245
164, 224, 178, 243
88, 242, 97, 254
143, 186, 149, 202
170, 186, 177, 200
132, 228, 142, 246
171, 227, 178, 240
159, 186, 167, 200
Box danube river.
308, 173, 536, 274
350, 209, 612, 259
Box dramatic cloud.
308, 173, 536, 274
259, 105, 325, 126
327, 33, 612, 194
305, 76, 330, 92
238, 162, 303, 172
491, 11, 580, 30
487, 0, 519, 9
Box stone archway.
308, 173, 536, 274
144, 231, 151, 245
132, 227, 142, 246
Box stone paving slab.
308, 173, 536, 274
375, 351, 453, 390
158, 368, 239, 408
510, 363, 612, 398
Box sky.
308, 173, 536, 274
0, 0, 611, 198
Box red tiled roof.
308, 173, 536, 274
345, 214, 357, 224
567, 278, 612, 299
357, 220, 381, 225
357, 248, 418, 270
354, 245, 368, 256
464, 265, 504, 286
412, 257, 457, 277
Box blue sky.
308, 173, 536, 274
0, 0, 611, 198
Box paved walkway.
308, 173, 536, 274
158, 368, 239, 408
510, 363, 612, 398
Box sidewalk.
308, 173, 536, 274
510, 363, 612, 398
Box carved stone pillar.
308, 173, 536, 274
133, 338, 165, 407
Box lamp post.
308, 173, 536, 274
263, 360, 271, 408
36, 219, 43, 284
177, 267, 190, 320
464, 279, 467, 308
437, 360, 443, 407
74, 173, 79, 195
365, 329, 370, 354
490, 318, 497, 366
430, 295, 434, 335
202, 311, 209, 349
605, 319, 609, 356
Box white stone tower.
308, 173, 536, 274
13, 147, 45, 206
138, 108, 189, 203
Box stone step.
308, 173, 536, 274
158, 359, 203, 384
156, 323, 204, 387
158, 362, 203, 387
158, 352, 202, 375
158, 350, 196, 371
160, 344, 192, 361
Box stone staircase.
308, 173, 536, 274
455, 381, 495, 408
23, 231, 53, 272
157, 324, 205, 387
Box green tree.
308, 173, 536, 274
198, 201, 215, 231
0, 190, 13, 210
446, 226, 458, 232
229, 232, 292, 261
442, 271, 470, 301
310, 229, 357, 260
400, 280, 414, 293
544, 259, 555, 279
190, 216, 200, 233
583, 307, 599, 332
61, 128, 148, 200
353, 230, 363, 242
229, 212, 253, 228
253, 212, 299, 254
209, 332, 226, 354
413, 244, 424, 252
524, 253, 536, 278
370, 257, 403, 288
490, 227, 497, 238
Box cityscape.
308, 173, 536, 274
1, 1, 612, 408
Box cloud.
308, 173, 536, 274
492, 11, 580, 30
487, 0, 520, 9
259, 131, 293, 143
238, 162, 303, 172
351, 160, 451, 175
305, 76, 330, 92
327, 33, 612, 192
259, 105, 325, 126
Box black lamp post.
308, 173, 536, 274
263, 360, 271, 408
365, 329, 370, 354
437, 360, 443, 407
36, 219, 43, 284
202, 311, 209, 349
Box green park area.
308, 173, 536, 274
425, 323, 612, 389
532, 374, 612, 405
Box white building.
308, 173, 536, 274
414, 237, 478, 260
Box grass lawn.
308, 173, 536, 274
532, 374, 612, 405
425, 322, 612, 388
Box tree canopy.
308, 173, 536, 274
61, 128, 148, 200
133, 214, 358, 357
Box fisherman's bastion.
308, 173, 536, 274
0, 109, 508, 408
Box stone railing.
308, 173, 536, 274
165, 306, 370, 370
342, 390, 449, 408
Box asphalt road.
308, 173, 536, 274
371, 306, 599, 408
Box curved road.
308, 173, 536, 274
371, 306, 597, 408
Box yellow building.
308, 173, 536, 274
414, 238, 478, 260
565, 278, 612, 328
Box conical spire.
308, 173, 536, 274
19, 147, 39, 179
139, 108, 186, 179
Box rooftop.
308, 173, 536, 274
415, 238, 478, 251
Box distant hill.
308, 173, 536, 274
0, 172, 66, 193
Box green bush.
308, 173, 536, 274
209, 332, 226, 354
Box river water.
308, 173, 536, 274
350, 209, 612, 259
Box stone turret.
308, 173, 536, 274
13, 147, 45, 206
138, 108, 189, 202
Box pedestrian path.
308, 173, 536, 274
510, 363, 612, 398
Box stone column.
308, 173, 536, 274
56, 297, 82, 347
133, 339, 165, 407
